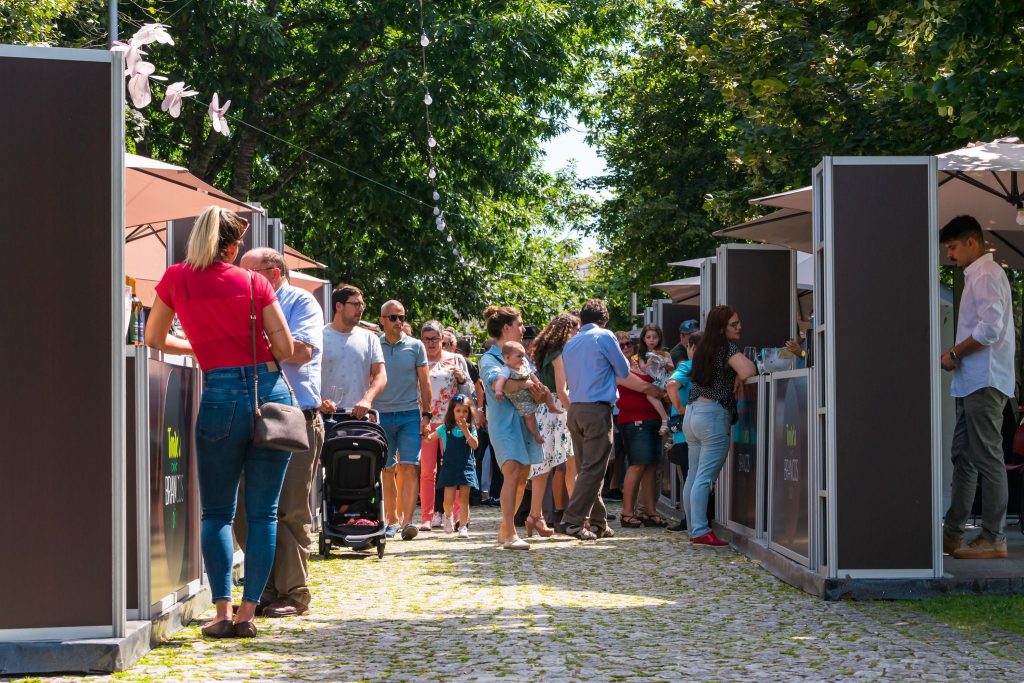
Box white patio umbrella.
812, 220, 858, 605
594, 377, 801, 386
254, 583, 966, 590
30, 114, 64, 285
712, 208, 813, 253
652, 275, 701, 304
731, 139, 1024, 268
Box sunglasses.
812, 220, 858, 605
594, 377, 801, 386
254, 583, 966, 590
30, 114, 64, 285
385, 314, 407, 322
619, 342, 633, 349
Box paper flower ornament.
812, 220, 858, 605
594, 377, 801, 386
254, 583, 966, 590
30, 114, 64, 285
161, 82, 198, 118
132, 23, 174, 46
208, 93, 232, 136
126, 54, 166, 109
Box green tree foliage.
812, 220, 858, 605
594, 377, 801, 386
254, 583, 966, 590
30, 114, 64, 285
0, 0, 87, 45
17, 0, 639, 327
590, 0, 1024, 321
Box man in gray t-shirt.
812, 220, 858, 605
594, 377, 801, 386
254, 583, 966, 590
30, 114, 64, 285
320, 285, 387, 419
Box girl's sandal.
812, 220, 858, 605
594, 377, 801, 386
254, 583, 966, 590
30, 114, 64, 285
620, 514, 644, 528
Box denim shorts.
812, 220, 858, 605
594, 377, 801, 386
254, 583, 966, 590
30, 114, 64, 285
379, 409, 422, 468
620, 419, 663, 466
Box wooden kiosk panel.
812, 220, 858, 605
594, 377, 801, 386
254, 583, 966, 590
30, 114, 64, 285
0, 47, 123, 634
830, 161, 936, 572
716, 245, 796, 351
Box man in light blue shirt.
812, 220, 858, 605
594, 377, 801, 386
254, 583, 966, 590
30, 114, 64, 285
560, 299, 663, 539
236, 248, 324, 617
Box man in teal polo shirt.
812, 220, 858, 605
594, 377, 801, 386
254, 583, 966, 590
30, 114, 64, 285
374, 300, 431, 541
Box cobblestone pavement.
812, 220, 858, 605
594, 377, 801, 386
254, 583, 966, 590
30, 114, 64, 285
17, 504, 1024, 682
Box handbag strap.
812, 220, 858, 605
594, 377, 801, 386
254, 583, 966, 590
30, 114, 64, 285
248, 270, 300, 417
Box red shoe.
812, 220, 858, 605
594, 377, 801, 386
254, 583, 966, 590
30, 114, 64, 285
690, 532, 729, 547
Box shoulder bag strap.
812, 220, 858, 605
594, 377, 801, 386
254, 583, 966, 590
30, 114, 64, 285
249, 271, 261, 417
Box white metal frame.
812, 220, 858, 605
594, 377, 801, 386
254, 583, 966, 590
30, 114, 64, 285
766, 368, 814, 567
0, 44, 125, 642
814, 156, 941, 580
699, 257, 716, 328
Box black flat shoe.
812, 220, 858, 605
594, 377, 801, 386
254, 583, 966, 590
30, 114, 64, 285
201, 619, 236, 639
233, 620, 258, 638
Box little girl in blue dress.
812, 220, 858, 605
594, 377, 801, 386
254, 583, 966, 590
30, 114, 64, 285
425, 394, 479, 537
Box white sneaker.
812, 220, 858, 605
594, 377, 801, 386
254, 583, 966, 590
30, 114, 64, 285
432, 511, 444, 527
443, 515, 455, 533
457, 526, 469, 538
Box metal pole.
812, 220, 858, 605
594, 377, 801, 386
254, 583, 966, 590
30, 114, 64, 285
109, 0, 118, 46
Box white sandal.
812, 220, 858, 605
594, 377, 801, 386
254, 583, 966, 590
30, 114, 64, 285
502, 537, 531, 551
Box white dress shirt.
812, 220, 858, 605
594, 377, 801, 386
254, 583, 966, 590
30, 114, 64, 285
951, 253, 1015, 398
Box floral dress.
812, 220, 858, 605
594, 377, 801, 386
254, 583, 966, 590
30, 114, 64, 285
531, 350, 573, 478
427, 352, 471, 424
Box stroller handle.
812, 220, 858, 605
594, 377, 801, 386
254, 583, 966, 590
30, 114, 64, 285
331, 407, 380, 423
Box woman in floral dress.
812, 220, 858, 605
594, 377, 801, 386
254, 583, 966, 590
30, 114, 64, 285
525, 313, 580, 535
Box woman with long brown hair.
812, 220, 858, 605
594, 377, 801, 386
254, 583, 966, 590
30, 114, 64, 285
525, 313, 580, 535
682, 305, 756, 547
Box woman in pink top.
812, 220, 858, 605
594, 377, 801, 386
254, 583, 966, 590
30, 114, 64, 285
146, 206, 295, 639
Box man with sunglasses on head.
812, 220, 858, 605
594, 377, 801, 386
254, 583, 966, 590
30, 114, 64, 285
374, 301, 432, 541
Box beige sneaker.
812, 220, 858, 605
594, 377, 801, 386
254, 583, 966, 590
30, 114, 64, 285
951, 535, 1008, 560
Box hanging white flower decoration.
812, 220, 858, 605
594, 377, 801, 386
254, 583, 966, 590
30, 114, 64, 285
132, 23, 175, 46
161, 82, 198, 118
126, 55, 166, 109
208, 93, 232, 136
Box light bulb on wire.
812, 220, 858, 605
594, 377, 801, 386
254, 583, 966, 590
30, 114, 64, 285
432, 191, 440, 201
420, 32, 430, 47
428, 136, 437, 148
424, 91, 433, 106
428, 167, 436, 179
433, 206, 441, 216
1016, 206, 1024, 226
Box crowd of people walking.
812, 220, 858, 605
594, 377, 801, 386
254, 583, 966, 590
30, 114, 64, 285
146, 206, 760, 639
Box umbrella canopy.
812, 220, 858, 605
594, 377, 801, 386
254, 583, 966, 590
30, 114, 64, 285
736, 140, 1024, 268
284, 244, 327, 270
666, 257, 706, 269
713, 208, 813, 253
290, 269, 331, 295
652, 275, 701, 304
126, 153, 259, 228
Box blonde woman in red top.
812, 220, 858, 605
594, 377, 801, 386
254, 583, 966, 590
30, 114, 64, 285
147, 206, 295, 639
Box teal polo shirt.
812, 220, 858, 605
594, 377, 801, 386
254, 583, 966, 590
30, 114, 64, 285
373, 333, 427, 413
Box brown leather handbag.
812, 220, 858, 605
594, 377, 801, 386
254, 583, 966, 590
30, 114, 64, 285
248, 271, 309, 452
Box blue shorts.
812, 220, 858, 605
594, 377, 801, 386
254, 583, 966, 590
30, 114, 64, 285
620, 419, 663, 466
380, 409, 422, 468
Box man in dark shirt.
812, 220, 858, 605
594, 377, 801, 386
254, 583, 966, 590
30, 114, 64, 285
669, 319, 700, 366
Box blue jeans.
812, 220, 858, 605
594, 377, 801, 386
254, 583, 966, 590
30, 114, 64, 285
197, 364, 292, 603
380, 409, 423, 468
682, 400, 731, 537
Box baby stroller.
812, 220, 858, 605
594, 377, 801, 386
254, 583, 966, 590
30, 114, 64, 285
317, 410, 388, 559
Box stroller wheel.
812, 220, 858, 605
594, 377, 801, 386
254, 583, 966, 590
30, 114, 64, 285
318, 534, 330, 558
377, 542, 385, 559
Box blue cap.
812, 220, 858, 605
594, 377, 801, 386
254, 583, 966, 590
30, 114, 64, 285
679, 319, 699, 334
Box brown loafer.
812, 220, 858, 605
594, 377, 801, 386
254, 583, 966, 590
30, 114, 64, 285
262, 597, 311, 618
201, 619, 236, 639
233, 620, 258, 638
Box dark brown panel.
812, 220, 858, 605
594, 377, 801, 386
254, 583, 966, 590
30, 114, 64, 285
770, 375, 810, 558
0, 53, 115, 628
833, 163, 933, 570
659, 304, 700, 348
722, 249, 793, 350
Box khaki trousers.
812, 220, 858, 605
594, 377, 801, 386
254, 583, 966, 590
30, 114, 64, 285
236, 412, 325, 607
562, 402, 614, 529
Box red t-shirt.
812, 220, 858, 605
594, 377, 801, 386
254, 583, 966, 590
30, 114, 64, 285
616, 372, 661, 424
154, 262, 277, 371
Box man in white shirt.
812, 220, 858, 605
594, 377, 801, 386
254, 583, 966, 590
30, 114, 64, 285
940, 215, 1015, 560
